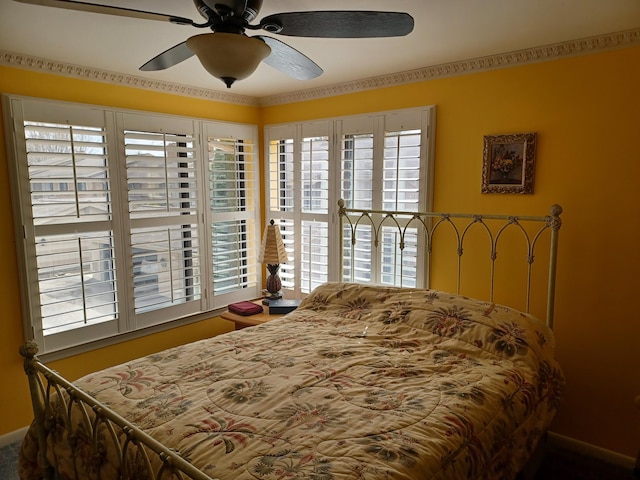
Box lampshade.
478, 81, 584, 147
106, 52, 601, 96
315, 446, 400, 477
186, 33, 271, 88
258, 220, 289, 265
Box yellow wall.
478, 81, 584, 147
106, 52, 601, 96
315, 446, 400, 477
0, 66, 253, 436
2, 46, 640, 458
263, 46, 640, 458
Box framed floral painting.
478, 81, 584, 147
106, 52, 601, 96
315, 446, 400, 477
482, 132, 536, 194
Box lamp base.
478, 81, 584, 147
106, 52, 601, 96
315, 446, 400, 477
262, 291, 283, 303
264, 267, 283, 302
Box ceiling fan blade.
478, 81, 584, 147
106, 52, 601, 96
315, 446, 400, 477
258, 11, 414, 38
255, 35, 322, 80
13, 0, 197, 25
140, 41, 195, 71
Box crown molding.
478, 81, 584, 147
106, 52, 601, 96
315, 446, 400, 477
0, 51, 260, 107
259, 28, 640, 106
1, 28, 638, 108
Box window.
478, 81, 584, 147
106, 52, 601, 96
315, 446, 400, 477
264, 107, 435, 295
5, 96, 260, 354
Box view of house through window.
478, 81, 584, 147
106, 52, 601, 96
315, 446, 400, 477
25, 120, 117, 336
124, 129, 201, 315
265, 107, 435, 295
6, 96, 260, 354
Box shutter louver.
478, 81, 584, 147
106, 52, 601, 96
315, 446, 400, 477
300, 221, 328, 292
208, 136, 258, 296
341, 133, 374, 210
130, 225, 199, 313
383, 129, 421, 212
301, 136, 329, 214
24, 121, 117, 335
212, 220, 254, 293
380, 226, 418, 287
342, 224, 373, 284
341, 126, 423, 286
125, 130, 200, 314
268, 139, 294, 213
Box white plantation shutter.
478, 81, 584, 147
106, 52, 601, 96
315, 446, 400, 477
129, 224, 199, 313
211, 221, 252, 293
26, 123, 112, 224
36, 231, 117, 335
338, 111, 430, 288
276, 219, 295, 290
383, 129, 422, 212
339, 117, 375, 284
124, 128, 201, 317
209, 137, 253, 212
27, 129, 118, 334
301, 136, 329, 214
300, 220, 329, 292
379, 226, 418, 287
265, 126, 296, 290
339, 115, 375, 212
7, 96, 260, 354
264, 122, 332, 295
266, 107, 434, 296
298, 130, 330, 291
267, 127, 295, 214
206, 123, 260, 306
341, 132, 374, 210
341, 224, 372, 283
8, 98, 122, 352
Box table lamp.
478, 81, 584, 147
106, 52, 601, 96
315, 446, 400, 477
258, 219, 289, 300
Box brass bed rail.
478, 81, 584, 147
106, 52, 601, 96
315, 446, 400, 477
338, 199, 562, 329
19, 341, 218, 480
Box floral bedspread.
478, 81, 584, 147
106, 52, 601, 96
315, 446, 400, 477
20, 282, 564, 480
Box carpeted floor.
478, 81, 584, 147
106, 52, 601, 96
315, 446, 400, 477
534, 445, 637, 480
0, 440, 21, 480
0, 438, 636, 480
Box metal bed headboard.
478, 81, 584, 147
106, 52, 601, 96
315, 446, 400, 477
338, 199, 562, 329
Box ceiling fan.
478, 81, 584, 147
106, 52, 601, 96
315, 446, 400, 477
14, 0, 414, 88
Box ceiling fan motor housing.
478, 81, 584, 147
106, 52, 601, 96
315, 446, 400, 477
196, 0, 263, 23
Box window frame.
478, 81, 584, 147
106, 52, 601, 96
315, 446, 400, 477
4, 95, 261, 358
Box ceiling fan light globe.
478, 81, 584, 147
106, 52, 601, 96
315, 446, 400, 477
186, 33, 271, 87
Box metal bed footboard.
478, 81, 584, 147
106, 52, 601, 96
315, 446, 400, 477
338, 199, 562, 329
19, 341, 217, 480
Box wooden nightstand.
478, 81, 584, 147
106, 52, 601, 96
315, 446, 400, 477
221, 300, 284, 330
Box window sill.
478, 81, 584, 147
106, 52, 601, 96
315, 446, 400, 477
37, 307, 228, 363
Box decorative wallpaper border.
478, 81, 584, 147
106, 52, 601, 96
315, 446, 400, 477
2, 28, 639, 107
0, 51, 261, 107
260, 28, 640, 106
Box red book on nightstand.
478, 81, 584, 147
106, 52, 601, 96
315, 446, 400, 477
228, 301, 263, 316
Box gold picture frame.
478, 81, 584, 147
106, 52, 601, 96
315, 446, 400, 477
482, 132, 536, 194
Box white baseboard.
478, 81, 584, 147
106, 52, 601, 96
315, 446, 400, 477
547, 431, 636, 470
0, 426, 28, 448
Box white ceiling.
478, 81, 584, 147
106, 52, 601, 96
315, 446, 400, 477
1, 0, 639, 99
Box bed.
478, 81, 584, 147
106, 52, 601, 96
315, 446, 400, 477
19, 201, 564, 480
